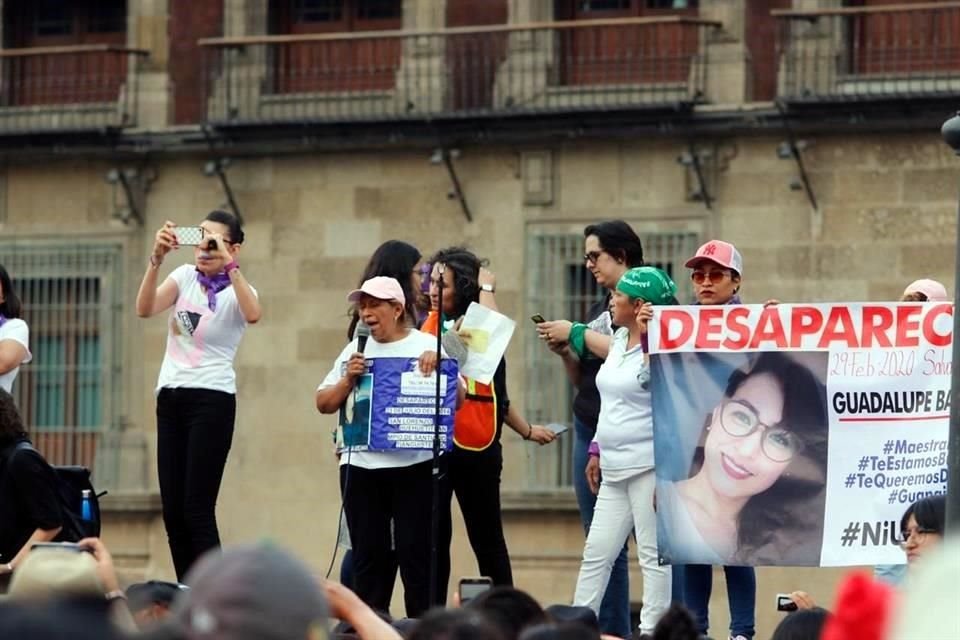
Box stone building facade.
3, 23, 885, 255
0, 0, 955, 636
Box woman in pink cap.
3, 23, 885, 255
677, 239, 756, 640
316, 276, 460, 618
901, 279, 949, 303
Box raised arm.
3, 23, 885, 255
136, 221, 179, 318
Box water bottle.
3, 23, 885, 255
81, 489, 93, 522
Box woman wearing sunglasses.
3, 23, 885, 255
672, 240, 783, 640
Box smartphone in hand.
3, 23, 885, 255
30, 542, 91, 554
530, 314, 546, 324
459, 576, 493, 605
776, 594, 798, 612
545, 423, 569, 436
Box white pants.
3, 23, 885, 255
572, 468, 671, 635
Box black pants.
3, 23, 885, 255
449, 443, 513, 586
341, 459, 449, 618
157, 387, 236, 581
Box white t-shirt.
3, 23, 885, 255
594, 327, 655, 473
0, 318, 32, 393
319, 330, 441, 470
156, 264, 256, 394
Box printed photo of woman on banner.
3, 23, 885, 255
653, 351, 830, 566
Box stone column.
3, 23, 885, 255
700, 0, 748, 104
495, 0, 554, 109
127, 0, 170, 129
395, 0, 448, 114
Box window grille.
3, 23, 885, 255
523, 227, 699, 489
0, 243, 124, 486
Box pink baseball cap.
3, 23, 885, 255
685, 240, 744, 275
347, 276, 406, 306
903, 278, 949, 302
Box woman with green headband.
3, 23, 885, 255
571, 266, 678, 638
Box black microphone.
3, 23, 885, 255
356, 322, 370, 353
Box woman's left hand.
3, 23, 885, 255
479, 268, 496, 291
418, 350, 438, 376
204, 232, 233, 263
636, 302, 653, 334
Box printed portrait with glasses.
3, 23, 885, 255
653, 351, 830, 566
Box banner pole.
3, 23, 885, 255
941, 112, 960, 533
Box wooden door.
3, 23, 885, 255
560, 0, 700, 86
3, 0, 127, 107
270, 0, 402, 94
853, 0, 960, 74
446, 0, 508, 111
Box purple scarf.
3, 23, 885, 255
196, 270, 232, 311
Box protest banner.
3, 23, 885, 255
339, 357, 459, 452
649, 303, 951, 567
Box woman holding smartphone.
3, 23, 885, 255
136, 211, 261, 580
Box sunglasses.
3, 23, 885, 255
691, 270, 731, 285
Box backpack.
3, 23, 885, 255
2, 441, 104, 541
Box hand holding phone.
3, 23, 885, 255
30, 542, 91, 554
776, 593, 799, 612
458, 576, 493, 605
545, 423, 569, 436
530, 314, 546, 324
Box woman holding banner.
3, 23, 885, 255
571, 266, 678, 638
316, 276, 459, 618
424, 247, 555, 588
669, 239, 757, 640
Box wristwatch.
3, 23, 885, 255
480, 283, 495, 293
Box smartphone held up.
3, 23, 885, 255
458, 576, 493, 605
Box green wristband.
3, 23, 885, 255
569, 323, 588, 358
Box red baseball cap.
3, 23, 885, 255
685, 240, 744, 275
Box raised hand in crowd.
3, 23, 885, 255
322, 579, 403, 640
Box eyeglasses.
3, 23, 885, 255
719, 400, 804, 463
584, 250, 606, 265
900, 527, 938, 544
691, 270, 731, 285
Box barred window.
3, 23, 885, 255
523, 226, 699, 490
1, 243, 124, 485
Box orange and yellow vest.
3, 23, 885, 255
422, 311, 499, 452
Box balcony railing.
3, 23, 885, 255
199, 17, 721, 126
775, 1, 960, 103
0, 44, 148, 134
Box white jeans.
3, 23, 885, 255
573, 468, 671, 635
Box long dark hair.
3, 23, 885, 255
204, 210, 244, 244
690, 352, 828, 562
347, 240, 422, 339
901, 494, 946, 535
0, 264, 23, 319
583, 220, 645, 267
428, 246, 484, 320
770, 608, 830, 640
0, 388, 27, 446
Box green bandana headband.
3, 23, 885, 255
616, 267, 677, 305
